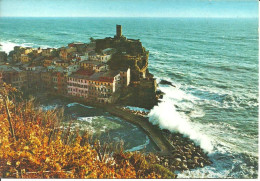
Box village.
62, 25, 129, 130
0, 25, 140, 104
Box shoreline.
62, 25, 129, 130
44, 93, 175, 154
104, 106, 175, 154
31, 92, 212, 173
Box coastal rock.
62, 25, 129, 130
190, 164, 195, 169
174, 153, 182, 159
174, 158, 182, 164
176, 166, 182, 170
183, 146, 189, 151
161, 131, 212, 173
187, 154, 192, 159
181, 163, 188, 170
200, 162, 204, 167
170, 165, 175, 170
187, 159, 193, 164
159, 80, 176, 87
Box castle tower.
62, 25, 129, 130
116, 25, 122, 38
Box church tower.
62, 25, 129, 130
116, 25, 122, 38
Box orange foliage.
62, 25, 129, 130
0, 84, 166, 179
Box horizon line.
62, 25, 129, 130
0, 16, 258, 19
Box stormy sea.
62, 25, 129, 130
0, 17, 258, 178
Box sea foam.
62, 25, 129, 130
0, 41, 19, 54
67, 102, 94, 109
148, 85, 213, 153
0, 40, 54, 54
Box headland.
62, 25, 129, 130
0, 25, 211, 174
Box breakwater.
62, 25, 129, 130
104, 106, 175, 154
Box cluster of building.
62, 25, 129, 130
0, 25, 131, 104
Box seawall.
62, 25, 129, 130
104, 106, 175, 154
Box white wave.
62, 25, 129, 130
125, 136, 150, 152
77, 116, 94, 124
189, 109, 205, 118
0, 41, 19, 54
74, 122, 96, 133
159, 85, 199, 102
178, 144, 258, 179
149, 48, 184, 59
0, 40, 57, 54
67, 102, 94, 109
148, 85, 213, 153
125, 106, 150, 113
100, 125, 107, 132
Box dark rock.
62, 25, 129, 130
190, 164, 195, 169
187, 159, 193, 164
183, 146, 190, 151
176, 166, 182, 170
194, 156, 199, 160
187, 155, 192, 159
174, 154, 182, 159
159, 79, 175, 87
170, 165, 175, 170
181, 163, 188, 170
174, 158, 182, 165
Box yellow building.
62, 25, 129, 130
24, 47, 33, 55
21, 54, 30, 63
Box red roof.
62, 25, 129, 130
75, 69, 94, 76
99, 76, 114, 83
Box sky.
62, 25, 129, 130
0, 0, 258, 18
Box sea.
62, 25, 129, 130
0, 17, 258, 179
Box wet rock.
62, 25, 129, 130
176, 166, 182, 170
170, 165, 175, 170
183, 146, 189, 151
173, 153, 182, 159
186, 154, 192, 159
184, 151, 189, 155
190, 164, 195, 169
174, 158, 182, 165
161, 132, 212, 172
179, 149, 184, 154
187, 159, 193, 164
159, 80, 176, 87
181, 163, 188, 170
200, 162, 204, 167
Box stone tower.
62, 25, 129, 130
116, 25, 122, 38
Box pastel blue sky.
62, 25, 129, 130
0, 0, 258, 18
